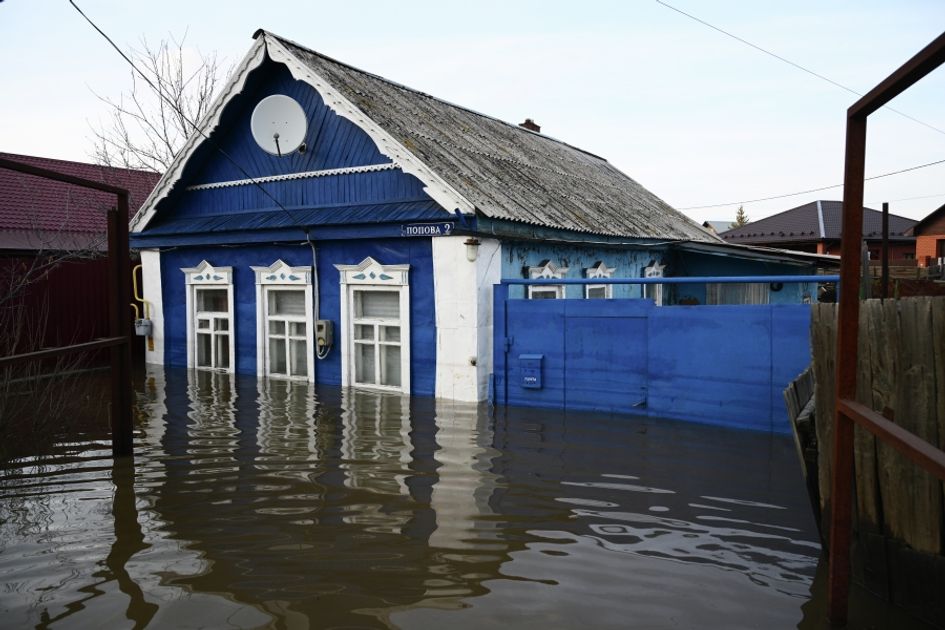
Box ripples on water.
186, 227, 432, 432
0, 367, 821, 629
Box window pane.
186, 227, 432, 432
214, 318, 229, 331
269, 290, 306, 316
290, 339, 307, 377
587, 286, 606, 299
197, 318, 210, 330
531, 288, 558, 300
356, 291, 399, 319
381, 344, 401, 388
197, 288, 228, 313
289, 321, 306, 337
355, 343, 376, 384
270, 337, 287, 374
216, 334, 230, 369
269, 320, 285, 335
355, 324, 374, 340
196, 333, 212, 367
381, 326, 400, 342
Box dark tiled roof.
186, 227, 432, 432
909, 201, 945, 236
720, 200, 917, 245
267, 32, 715, 242
0, 153, 160, 251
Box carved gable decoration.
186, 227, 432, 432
585, 261, 615, 279
335, 257, 409, 286
251, 259, 312, 285
181, 260, 232, 285
528, 260, 568, 279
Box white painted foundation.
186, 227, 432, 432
140, 249, 164, 365
432, 236, 501, 402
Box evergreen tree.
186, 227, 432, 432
730, 206, 749, 229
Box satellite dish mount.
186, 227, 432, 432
251, 95, 308, 156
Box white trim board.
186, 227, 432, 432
186, 162, 398, 191
140, 249, 164, 365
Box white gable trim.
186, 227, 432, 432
262, 34, 475, 216
132, 34, 476, 233
186, 162, 398, 191
131, 38, 269, 232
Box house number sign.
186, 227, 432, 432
400, 222, 455, 237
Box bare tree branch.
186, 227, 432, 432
88, 33, 228, 172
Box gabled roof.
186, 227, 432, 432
0, 152, 160, 251
721, 200, 917, 245
132, 30, 715, 243
908, 201, 945, 236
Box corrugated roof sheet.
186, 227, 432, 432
265, 32, 714, 243
721, 200, 917, 244
0, 153, 160, 250
144, 199, 448, 235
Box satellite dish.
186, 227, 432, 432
250, 95, 307, 156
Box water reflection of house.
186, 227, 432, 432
131, 30, 829, 403
140, 369, 512, 626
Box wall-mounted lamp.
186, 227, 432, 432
464, 237, 481, 262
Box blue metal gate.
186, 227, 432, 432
493, 276, 835, 433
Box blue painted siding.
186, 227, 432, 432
146, 59, 445, 232
194, 63, 391, 183
159, 238, 436, 396
501, 241, 668, 300
494, 289, 811, 433
161, 170, 432, 220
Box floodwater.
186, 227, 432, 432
0, 367, 827, 629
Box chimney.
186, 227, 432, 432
519, 118, 541, 133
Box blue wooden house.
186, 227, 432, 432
131, 30, 827, 402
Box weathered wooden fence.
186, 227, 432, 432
811, 296, 945, 623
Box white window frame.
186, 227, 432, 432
643, 261, 665, 306
584, 261, 615, 299
335, 257, 411, 394
181, 260, 235, 373
251, 260, 315, 382
707, 282, 770, 305
527, 260, 568, 300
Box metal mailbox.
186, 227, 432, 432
519, 354, 543, 389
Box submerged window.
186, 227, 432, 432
182, 261, 235, 372
706, 282, 770, 305
352, 289, 403, 388
527, 260, 568, 300
252, 260, 315, 382
335, 257, 411, 394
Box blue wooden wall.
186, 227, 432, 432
501, 241, 818, 304
149, 60, 435, 226
159, 239, 436, 396
494, 290, 812, 433
501, 241, 669, 299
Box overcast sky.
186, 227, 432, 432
2, 0, 943, 223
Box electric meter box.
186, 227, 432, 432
316, 320, 333, 349
519, 354, 543, 389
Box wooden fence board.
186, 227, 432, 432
813, 302, 837, 515
854, 301, 880, 529
895, 298, 941, 554
933, 299, 945, 518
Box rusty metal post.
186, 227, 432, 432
829, 113, 867, 626
108, 197, 134, 457
881, 202, 890, 299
